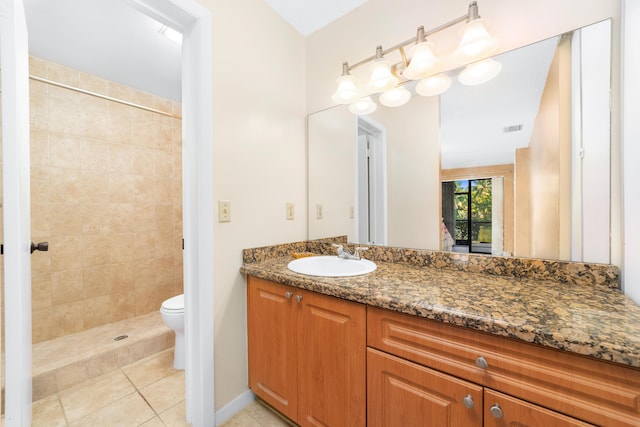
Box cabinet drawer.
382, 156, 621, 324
484, 389, 594, 427
367, 306, 640, 427
368, 348, 482, 427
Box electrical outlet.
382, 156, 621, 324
218, 200, 231, 222
316, 204, 323, 219
286, 203, 295, 220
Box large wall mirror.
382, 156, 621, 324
308, 19, 612, 263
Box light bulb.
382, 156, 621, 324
367, 60, 399, 93
458, 58, 502, 85
416, 73, 452, 96
379, 86, 411, 107
403, 42, 441, 80
331, 75, 359, 104
454, 18, 498, 62
349, 97, 378, 115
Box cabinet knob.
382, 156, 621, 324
285, 291, 293, 299
489, 404, 504, 419
295, 295, 303, 302
475, 356, 489, 369
462, 394, 475, 409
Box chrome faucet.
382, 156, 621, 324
332, 244, 369, 260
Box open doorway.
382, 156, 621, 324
356, 116, 387, 246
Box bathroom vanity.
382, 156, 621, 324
242, 241, 640, 427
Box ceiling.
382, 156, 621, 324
264, 0, 368, 36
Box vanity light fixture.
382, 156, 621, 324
333, 1, 499, 114
367, 46, 400, 93
458, 58, 502, 85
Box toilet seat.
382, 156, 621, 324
161, 294, 184, 313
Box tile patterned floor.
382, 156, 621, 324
219, 400, 292, 427
32, 348, 186, 426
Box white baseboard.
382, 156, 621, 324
215, 389, 255, 426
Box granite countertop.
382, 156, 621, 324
241, 255, 640, 369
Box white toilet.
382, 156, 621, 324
161, 294, 185, 370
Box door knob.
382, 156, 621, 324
31, 241, 49, 254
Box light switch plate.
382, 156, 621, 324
218, 200, 231, 222
286, 203, 295, 220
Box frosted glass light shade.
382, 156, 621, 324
416, 73, 452, 96
403, 42, 441, 80
454, 19, 498, 62
458, 58, 502, 85
349, 96, 378, 115
367, 59, 399, 93
380, 86, 411, 107
331, 75, 359, 104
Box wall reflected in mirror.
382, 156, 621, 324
307, 19, 611, 263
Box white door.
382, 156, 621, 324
0, 0, 33, 425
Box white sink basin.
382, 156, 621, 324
287, 256, 377, 277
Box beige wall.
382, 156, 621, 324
201, 0, 307, 410
520, 39, 572, 260
308, 106, 356, 241
371, 95, 441, 250
28, 57, 183, 344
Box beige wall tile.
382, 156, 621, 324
52, 301, 85, 337
30, 128, 50, 168
81, 203, 111, 234
55, 359, 90, 391
30, 56, 182, 341
80, 138, 110, 171
133, 147, 155, 176
83, 264, 112, 299
47, 61, 79, 87
82, 234, 111, 266
33, 307, 54, 343
78, 71, 108, 96
29, 80, 49, 130
29, 56, 48, 78
51, 269, 84, 306
87, 350, 118, 378
48, 86, 82, 136
50, 235, 84, 272
50, 133, 82, 169
32, 274, 53, 310
83, 295, 113, 328
50, 202, 84, 237
50, 167, 83, 203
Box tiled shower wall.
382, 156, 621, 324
29, 57, 183, 343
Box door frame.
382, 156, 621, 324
126, 1, 214, 425
356, 116, 388, 246
1, 0, 33, 424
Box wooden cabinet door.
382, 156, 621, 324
484, 389, 595, 427
368, 348, 483, 427
297, 290, 367, 427
247, 277, 298, 420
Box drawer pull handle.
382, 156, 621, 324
285, 291, 293, 299
475, 356, 489, 369
490, 404, 504, 419
295, 295, 303, 302
462, 394, 475, 409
